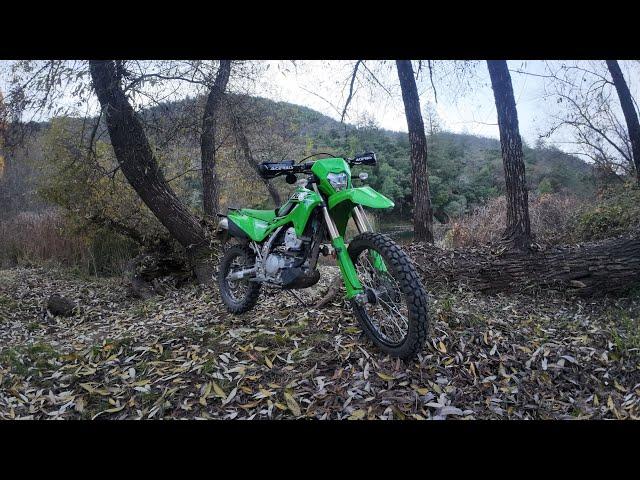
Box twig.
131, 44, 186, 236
341, 60, 362, 123
361, 61, 392, 97
428, 60, 438, 104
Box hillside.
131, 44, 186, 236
1, 94, 595, 222
140, 94, 596, 219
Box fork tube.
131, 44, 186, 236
312, 183, 363, 299
352, 205, 369, 233
312, 184, 339, 239
354, 205, 387, 273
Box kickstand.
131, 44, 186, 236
284, 289, 309, 308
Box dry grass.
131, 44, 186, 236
445, 194, 585, 248
0, 210, 137, 275
0, 210, 88, 268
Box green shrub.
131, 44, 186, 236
573, 184, 640, 242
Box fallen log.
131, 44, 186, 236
123, 229, 639, 300
405, 231, 640, 296
125, 250, 194, 299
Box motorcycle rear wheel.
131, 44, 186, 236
218, 244, 261, 314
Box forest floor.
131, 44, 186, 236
1, 265, 639, 420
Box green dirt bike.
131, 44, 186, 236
216, 152, 429, 359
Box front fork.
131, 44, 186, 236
313, 185, 383, 301
352, 206, 388, 273
312, 184, 362, 301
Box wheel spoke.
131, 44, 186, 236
354, 248, 410, 345
226, 254, 251, 302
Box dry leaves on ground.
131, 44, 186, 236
0, 266, 638, 420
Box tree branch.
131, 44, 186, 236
341, 60, 362, 123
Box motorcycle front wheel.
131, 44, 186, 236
348, 232, 429, 360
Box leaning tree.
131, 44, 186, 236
5, 59, 269, 284
89, 61, 216, 281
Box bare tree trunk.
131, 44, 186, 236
0, 89, 6, 143
606, 60, 640, 185
202, 60, 231, 217
396, 60, 434, 243
89, 61, 214, 282
487, 60, 532, 250
230, 112, 281, 207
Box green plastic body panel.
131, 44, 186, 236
240, 208, 277, 223
331, 236, 362, 299
227, 211, 271, 241
227, 187, 322, 242
326, 187, 394, 237
327, 186, 394, 210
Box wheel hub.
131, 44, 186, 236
365, 287, 378, 305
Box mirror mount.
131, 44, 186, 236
285, 173, 297, 185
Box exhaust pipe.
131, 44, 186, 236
227, 267, 257, 281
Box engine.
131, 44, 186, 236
264, 252, 297, 278
258, 227, 319, 288
263, 227, 304, 280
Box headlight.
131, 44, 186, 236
327, 172, 349, 191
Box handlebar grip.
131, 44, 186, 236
257, 163, 269, 177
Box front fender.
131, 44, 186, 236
327, 186, 395, 210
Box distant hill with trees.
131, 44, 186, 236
2, 93, 595, 224
142, 94, 596, 220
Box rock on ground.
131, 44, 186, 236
46, 294, 76, 317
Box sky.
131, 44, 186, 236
255, 60, 543, 142
2, 59, 638, 152
255, 60, 639, 148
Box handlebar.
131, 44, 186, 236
258, 152, 376, 180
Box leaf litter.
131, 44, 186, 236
0, 266, 639, 420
